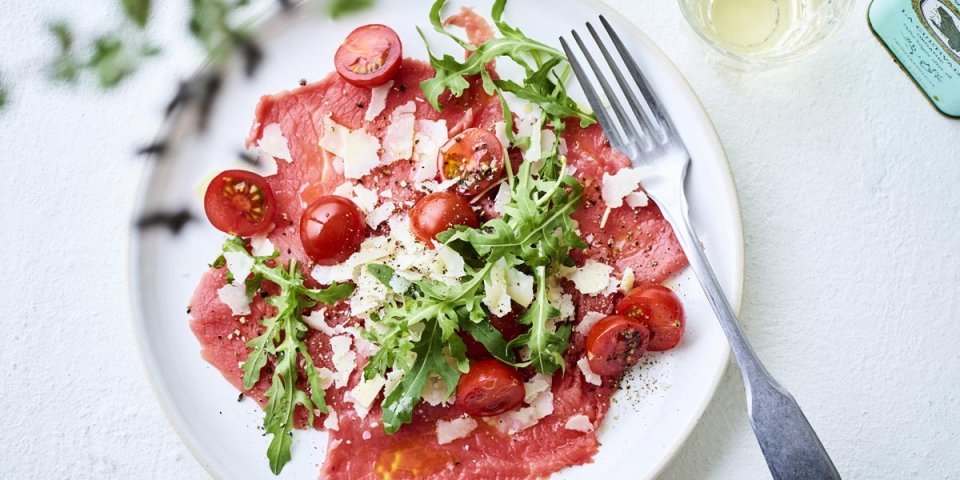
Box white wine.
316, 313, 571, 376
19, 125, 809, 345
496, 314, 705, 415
706, 0, 790, 52
679, 0, 852, 66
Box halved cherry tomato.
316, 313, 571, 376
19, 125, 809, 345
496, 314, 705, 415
438, 128, 505, 199
334, 24, 402, 87
299, 195, 366, 266
614, 284, 685, 351
585, 315, 651, 377
457, 359, 525, 417
204, 169, 276, 237
408, 192, 478, 247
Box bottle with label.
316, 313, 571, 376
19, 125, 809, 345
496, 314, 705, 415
869, 0, 960, 117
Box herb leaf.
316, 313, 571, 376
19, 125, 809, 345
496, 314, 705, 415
121, 0, 152, 28
328, 0, 376, 19
220, 237, 354, 474
381, 318, 462, 433
48, 22, 81, 83
418, 0, 594, 127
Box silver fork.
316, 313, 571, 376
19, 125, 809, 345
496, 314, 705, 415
560, 17, 841, 480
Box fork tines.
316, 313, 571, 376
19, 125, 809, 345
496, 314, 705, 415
560, 16, 674, 154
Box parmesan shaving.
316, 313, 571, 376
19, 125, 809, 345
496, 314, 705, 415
566, 260, 614, 295
564, 414, 594, 432
436, 417, 478, 445
318, 115, 381, 179
577, 357, 602, 386
364, 80, 393, 121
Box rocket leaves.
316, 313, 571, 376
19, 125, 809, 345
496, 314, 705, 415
219, 237, 354, 474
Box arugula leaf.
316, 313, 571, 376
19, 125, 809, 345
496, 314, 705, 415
220, 237, 354, 474
418, 0, 594, 127
381, 319, 463, 433
460, 320, 517, 364
328, 0, 376, 19
121, 0, 152, 28
367, 263, 395, 287
510, 266, 570, 374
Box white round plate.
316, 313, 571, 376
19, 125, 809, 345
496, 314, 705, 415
130, 1, 743, 478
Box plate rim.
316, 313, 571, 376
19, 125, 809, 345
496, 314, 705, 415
127, 2, 745, 478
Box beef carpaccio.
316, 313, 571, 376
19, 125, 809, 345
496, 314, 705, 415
189, 11, 687, 480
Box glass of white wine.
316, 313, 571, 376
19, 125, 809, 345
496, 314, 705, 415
678, 0, 854, 69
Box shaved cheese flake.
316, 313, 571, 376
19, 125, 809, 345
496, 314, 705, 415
484, 376, 555, 434
217, 283, 250, 316
493, 181, 511, 213
437, 417, 478, 445
412, 119, 448, 182
302, 308, 336, 335
333, 181, 354, 198
523, 374, 552, 403
505, 266, 534, 308
619, 267, 636, 293
352, 184, 379, 212
315, 367, 335, 390
223, 251, 254, 286
366, 201, 395, 228
601, 167, 648, 209
330, 335, 356, 388
257, 123, 292, 163
565, 414, 594, 432
381, 101, 416, 164
318, 116, 381, 179
383, 370, 404, 397
546, 277, 575, 321
483, 258, 512, 317
323, 408, 340, 431
493, 121, 509, 151
388, 274, 411, 294
575, 311, 607, 336
567, 260, 614, 295
625, 191, 649, 209
350, 374, 386, 414
436, 245, 466, 279
364, 80, 393, 121
577, 357, 602, 386
422, 375, 451, 406
250, 234, 276, 257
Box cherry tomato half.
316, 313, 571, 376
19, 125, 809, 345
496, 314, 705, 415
614, 284, 685, 351
299, 195, 366, 266
438, 128, 505, 199
408, 192, 479, 247
334, 24, 402, 87
204, 169, 276, 237
457, 359, 525, 417
585, 315, 651, 377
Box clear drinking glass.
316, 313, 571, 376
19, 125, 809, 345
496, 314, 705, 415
678, 0, 854, 69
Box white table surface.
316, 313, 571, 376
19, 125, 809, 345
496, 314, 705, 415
1, 0, 958, 478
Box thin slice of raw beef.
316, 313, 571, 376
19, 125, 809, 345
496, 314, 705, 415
189, 55, 687, 479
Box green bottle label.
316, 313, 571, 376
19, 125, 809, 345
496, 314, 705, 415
869, 0, 960, 117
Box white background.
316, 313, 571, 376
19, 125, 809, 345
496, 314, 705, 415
1, 0, 958, 478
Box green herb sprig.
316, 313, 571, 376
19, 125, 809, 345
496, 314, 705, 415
418, 0, 594, 127
218, 237, 354, 474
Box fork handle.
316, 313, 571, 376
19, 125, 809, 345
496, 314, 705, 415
670, 209, 842, 480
